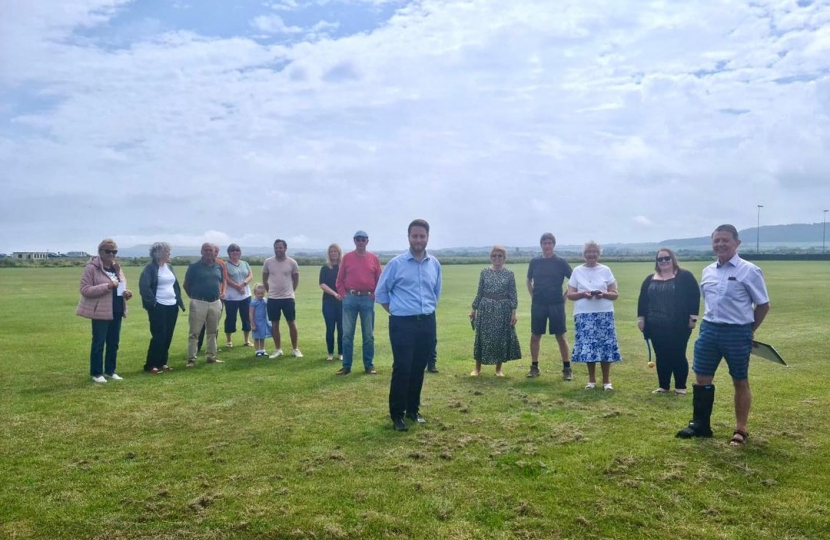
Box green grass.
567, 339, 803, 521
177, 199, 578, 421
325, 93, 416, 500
1, 261, 829, 539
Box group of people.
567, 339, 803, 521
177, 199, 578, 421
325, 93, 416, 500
76, 222, 770, 443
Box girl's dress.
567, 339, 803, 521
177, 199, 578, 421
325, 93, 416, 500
250, 298, 271, 340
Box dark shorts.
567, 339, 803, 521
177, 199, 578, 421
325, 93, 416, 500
693, 321, 753, 380
531, 302, 567, 336
267, 298, 296, 323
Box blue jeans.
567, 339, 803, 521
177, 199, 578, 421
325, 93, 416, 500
90, 317, 123, 376
322, 300, 342, 355
342, 294, 375, 370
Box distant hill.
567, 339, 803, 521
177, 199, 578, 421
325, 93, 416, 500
114, 223, 830, 258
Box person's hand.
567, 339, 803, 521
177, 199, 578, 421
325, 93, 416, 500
469, 309, 476, 321
688, 318, 697, 330
251, 323, 256, 331
637, 319, 644, 332
510, 313, 517, 326
123, 289, 133, 300
584, 291, 592, 299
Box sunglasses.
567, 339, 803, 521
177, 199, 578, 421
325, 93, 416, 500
354, 237, 368, 242
491, 254, 504, 258
102, 249, 118, 255
229, 249, 241, 253
656, 256, 672, 263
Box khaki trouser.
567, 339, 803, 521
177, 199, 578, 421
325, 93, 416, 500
187, 299, 222, 360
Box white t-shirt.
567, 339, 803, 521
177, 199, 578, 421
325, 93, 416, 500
156, 264, 178, 306
568, 264, 616, 314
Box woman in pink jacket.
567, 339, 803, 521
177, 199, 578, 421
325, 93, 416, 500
76, 239, 133, 383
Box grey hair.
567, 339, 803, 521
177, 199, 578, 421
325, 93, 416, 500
149, 242, 172, 263
583, 240, 602, 255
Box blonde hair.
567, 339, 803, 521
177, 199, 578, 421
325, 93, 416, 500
253, 283, 266, 296
490, 245, 507, 260
326, 243, 342, 269
98, 238, 117, 252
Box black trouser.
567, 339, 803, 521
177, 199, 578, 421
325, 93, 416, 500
224, 297, 251, 335
649, 324, 692, 390
388, 313, 436, 420
145, 303, 179, 370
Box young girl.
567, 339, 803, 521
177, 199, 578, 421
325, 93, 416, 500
249, 284, 271, 357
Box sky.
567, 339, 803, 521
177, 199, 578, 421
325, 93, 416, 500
2, 0, 830, 253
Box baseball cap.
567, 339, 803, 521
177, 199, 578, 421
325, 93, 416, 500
353, 230, 369, 239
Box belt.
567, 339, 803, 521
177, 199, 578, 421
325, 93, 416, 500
482, 294, 509, 300
348, 290, 374, 296
703, 320, 751, 328
391, 312, 435, 321
191, 296, 219, 302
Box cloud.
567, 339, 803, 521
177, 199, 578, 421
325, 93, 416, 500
250, 15, 302, 34
2, 0, 830, 252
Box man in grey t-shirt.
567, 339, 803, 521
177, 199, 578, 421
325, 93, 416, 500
262, 239, 301, 359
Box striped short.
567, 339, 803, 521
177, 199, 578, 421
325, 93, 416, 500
692, 321, 753, 380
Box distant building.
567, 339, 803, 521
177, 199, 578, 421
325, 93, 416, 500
12, 251, 49, 260
65, 251, 91, 258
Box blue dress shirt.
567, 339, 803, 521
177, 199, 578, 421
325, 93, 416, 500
375, 250, 442, 316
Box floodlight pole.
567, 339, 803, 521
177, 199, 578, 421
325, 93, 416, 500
756, 205, 763, 253
823, 209, 828, 254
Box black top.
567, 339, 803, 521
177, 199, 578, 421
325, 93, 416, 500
319, 264, 340, 304
526, 255, 573, 305
637, 269, 701, 338
184, 261, 223, 300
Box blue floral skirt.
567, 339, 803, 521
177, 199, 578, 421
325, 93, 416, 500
571, 311, 622, 363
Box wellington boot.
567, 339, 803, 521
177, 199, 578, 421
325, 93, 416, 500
676, 384, 715, 438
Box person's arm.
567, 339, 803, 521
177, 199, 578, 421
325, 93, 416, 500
526, 278, 534, 297
636, 276, 650, 331
335, 258, 347, 296
470, 270, 485, 320
249, 304, 256, 331
566, 284, 590, 301
602, 282, 619, 301
183, 266, 191, 297
320, 267, 341, 300
80, 265, 112, 298
262, 266, 269, 293
509, 272, 518, 326
752, 303, 770, 335
292, 270, 299, 292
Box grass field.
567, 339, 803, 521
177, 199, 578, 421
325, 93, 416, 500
1, 260, 829, 539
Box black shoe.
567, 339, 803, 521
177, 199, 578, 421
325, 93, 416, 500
392, 417, 408, 431
336, 368, 351, 376
406, 412, 426, 424
676, 421, 713, 439
427, 366, 439, 373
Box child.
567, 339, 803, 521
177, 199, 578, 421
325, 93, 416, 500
249, 284, 271, 357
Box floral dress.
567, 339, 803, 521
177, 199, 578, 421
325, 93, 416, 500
472, 267, 522, 364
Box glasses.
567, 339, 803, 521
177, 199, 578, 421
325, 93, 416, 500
102, 250, 118, 255
229, 249, 241, 253
491, 254, 504, 258
354, 237, 368, 242
656, 256, 672, 263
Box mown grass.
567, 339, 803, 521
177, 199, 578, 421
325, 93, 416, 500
1, 261, 828, 539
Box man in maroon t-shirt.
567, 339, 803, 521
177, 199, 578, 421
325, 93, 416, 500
335, 230, 382, 375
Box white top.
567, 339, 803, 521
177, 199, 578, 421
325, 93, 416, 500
156, 264, 178, 306
263, 256, 299, 299
568, 264, 616, 314
700, 254, 769, 325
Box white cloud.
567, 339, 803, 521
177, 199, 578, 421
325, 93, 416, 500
2, 0, 830, 252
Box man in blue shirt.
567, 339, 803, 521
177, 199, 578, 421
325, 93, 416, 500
375, 219, 442, 432
676, 224, 770, 446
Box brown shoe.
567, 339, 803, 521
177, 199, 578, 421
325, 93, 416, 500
365, 368, 378, 375
206, 358, 224, 364
336, 368, 351, 375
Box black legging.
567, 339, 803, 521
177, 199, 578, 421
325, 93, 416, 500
649, 324, 692, 390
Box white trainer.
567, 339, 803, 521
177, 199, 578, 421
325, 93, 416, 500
92, 375, 107, 383
105, 373, 123, 381
293, 349, 303, 358
269, 349, 283, 359
603, 383, 614, 391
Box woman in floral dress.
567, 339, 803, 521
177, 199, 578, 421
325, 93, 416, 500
469, 246, 522, 376
566, 241, 622, 390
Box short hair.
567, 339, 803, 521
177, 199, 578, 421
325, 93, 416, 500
540, 233, 556, 245
227, 243, 241, 254
408, 219, 430, 235
583, 240, 601, 255
712, 224, 739, 240
274, 239, 287, 249
149, 242, 171, 263
98, 238, 117, 252
253, 283, 266, 294
654, 247, 681, 273
326, 243, 342, 269
490, 245, 507, 260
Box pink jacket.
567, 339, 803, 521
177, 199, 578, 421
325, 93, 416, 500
75, 256, 129, 320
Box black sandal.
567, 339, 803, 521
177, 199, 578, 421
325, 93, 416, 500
729, 429, 749, 446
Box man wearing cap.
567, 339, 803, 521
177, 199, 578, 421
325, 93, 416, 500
184, 243, 225, 367
336, 230, 382, 375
